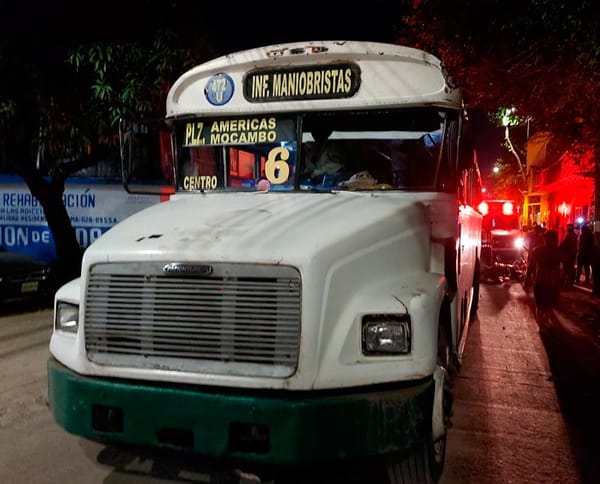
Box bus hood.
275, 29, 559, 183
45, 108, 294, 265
83, 191, 442, 266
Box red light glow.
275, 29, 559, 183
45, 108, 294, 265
502, 202, 514, 215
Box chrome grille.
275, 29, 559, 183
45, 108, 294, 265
84, 262, 301, 377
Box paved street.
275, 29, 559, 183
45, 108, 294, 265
442, 281, 599, 484
444, 282, 576, 484
0, 282, 598, 483
534, 284, 600, 484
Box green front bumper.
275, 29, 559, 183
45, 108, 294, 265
48, 357, 433, 465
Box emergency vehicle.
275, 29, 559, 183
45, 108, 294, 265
478, 199, 526, 281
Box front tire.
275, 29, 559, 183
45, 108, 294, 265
384, 441, 437, 484
380, 321, 452, 484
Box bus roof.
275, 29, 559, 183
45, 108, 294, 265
166, 40, 462, 119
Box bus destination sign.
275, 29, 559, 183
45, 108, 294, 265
244, 63, 360, 102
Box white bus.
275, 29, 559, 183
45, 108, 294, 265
48, 40, 482, 483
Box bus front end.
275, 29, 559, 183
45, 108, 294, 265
48, 41, 481, 483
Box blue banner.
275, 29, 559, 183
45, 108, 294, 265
0, 180, 161, 263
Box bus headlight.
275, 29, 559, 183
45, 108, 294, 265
55, 302, 79, 333
362, 314, 411, 355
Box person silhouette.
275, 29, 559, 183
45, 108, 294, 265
576, 223, 594, 285
524, 229, 562, 327
559, 223, 578, 288
303, 129, 343, 186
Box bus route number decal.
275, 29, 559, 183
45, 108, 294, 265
265, 147, 290, 185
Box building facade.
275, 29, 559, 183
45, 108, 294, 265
523, 132, 594, 232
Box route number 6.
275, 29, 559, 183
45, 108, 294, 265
265, 147, 290, 184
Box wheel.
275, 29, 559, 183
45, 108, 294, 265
383, 442, 437, 484
511, 257, 527, 280
379, 323, 452, 484
431, 323, 453, 476
380, 424, 447, 482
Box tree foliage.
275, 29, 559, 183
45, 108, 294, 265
487, 160, 524, 201
0, 26, 208, 286
66, 31, 197, 132
399, 0, 600, 159
3, 1, 600, 285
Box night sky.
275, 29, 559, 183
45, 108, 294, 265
1, 0, 503, 174
1, 1, 403, 50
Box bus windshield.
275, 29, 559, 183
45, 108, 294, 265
173, 110, 448, 192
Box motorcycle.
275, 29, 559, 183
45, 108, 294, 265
481, 245, 527, 283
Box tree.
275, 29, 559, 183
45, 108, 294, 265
399, 0, 600, 293
398, 0, 599, 163
487, 159, 524, 202
491, 106, 527, 184
0, 28, 205, 287
66, 31, 200, 131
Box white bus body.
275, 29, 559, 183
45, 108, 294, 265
48, 41, 482, 483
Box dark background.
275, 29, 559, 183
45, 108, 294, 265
0, 0, 503, 172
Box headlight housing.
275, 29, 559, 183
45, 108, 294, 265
362, 314, 411, 355
55, 302, 79, 333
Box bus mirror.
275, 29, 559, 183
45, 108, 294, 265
118, 118, 175, 196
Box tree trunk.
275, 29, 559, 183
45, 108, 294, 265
20, 167, 83, 289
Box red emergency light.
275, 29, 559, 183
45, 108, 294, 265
502, 202, 514, 215
478, 200, 515, 216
